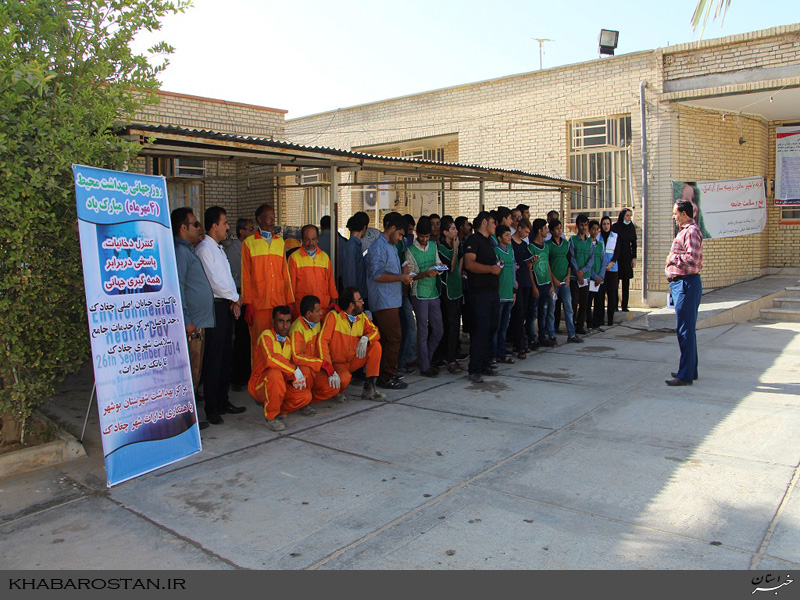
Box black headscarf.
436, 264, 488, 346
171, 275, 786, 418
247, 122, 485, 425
600, 217, 613, 245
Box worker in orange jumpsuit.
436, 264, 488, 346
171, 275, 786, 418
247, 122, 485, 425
289, 294, 341, 403
241, 204, 294, 356
287, 224, 338, 319
249, 305, 315, 431
319, 287, 386, 401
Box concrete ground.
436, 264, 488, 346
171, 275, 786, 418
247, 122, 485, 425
1, 286, 799, 569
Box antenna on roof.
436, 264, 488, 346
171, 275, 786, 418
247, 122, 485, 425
532, 38, 554, 70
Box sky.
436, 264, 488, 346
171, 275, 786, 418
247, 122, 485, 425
132, 0, 800, 120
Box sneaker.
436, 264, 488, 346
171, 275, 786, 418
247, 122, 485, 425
265, 418, 285, 431
332, 392, 347, 403
542, 338, 557, 347
376, 377, 408, 390
575, 328, 588, 335
498, 355, 516, 364
595, 327, 606, 333
299, 406, 316, 416
481, 367, 499, 376
401, 366, 417, 374
468, 373, 484, 383
567, 336, 584, 344
362, 383, 387, 401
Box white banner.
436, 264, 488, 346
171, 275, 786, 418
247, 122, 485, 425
776, 126, 800, 203
673, 177, 766, 239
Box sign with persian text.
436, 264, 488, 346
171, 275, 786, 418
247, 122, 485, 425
776, 126, 800, 204
74, 165, 201, 487
672, 177, 766, 239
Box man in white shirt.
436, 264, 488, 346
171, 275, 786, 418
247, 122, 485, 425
196, 206, 246, 425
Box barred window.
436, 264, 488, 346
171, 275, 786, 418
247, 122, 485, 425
569, 115, 632, 222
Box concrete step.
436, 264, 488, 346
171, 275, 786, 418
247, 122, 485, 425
783, 286, 800, 298
760, 307, 800, 322
774, 297, 800, 309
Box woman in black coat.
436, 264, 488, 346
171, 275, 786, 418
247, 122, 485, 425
611, 208, 637, 312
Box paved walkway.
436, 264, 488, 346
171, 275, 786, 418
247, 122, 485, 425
2, 312, 798, 569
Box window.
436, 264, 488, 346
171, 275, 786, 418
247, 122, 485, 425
569, 115, 632, 222
781, 205, 800, 221
167, 181, 204, 219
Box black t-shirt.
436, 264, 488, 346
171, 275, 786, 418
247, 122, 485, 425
464, 232, 499, 293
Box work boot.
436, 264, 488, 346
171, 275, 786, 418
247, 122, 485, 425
265, 418, 285, 431
299, 406, 316, 416
332, 392, 347, 403
362, 381, 387, 401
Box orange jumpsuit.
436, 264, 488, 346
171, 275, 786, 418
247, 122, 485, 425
289, 317, 339, 403
248, 328, 312, 420
287, 247, 338, 317
241, 231, 294, 354
319, 306, 382, 391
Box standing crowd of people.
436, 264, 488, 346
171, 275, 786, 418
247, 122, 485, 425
171, 201, 639, 430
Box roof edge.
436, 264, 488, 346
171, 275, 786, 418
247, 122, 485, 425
156, 90, 288, 114
662, 23, 800, 54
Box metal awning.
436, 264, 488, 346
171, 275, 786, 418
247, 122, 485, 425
122, 123, 589, 277
123, 123, 586, 192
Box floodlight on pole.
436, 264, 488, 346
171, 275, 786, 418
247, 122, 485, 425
598, 29, 619, 56
533, 38, 553, 70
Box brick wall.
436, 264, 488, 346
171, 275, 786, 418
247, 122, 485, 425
672, 105, 771, 289
663, 25, 800, 82
135, 91, 286, 139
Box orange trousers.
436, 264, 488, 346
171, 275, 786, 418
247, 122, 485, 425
249, 365, 312, 420
313, 341, 382, 402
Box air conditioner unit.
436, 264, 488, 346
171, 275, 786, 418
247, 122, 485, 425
364, 186, 378, 207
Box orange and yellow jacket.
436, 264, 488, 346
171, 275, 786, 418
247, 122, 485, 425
241, 231, 294, 310
251, 329, 297, 382
319, 305, 380, 365
288, 317, 325, 373
287, 247, 338, 309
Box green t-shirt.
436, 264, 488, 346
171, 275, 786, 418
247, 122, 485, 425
528, 241, 551, 286
437, 242, 462, 300
547, 237, 570, 282
406, 241, 440, 299
494, 244, 515, 301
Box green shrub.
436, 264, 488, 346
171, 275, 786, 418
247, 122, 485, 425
0, 0, 189, 443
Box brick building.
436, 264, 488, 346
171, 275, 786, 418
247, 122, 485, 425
129, 25, 800, 307
285, 24, 800, 306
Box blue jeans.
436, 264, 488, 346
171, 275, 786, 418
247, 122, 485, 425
670, 274, 702, 381
534, 282, 552, 342
493, 300, 513, 359
547, 283, 575, 338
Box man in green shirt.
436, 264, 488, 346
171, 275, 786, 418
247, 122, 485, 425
493, 225, 516, 364
405, 216, 444, 377
547, 219, 582, 344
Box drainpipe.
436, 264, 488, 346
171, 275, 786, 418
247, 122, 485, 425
639, 80, 649, 307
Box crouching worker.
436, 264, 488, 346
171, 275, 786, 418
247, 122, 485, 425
290, 294, 341, 404
320, 287, 386, 402
249, 305, 314, 432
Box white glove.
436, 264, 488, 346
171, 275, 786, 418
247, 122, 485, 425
292, 367, 306, 389
328, 371, 341, 389
356, 336, 369, 359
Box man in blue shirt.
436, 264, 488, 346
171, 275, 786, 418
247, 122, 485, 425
365, 212, 413, 390
172, 207, 214, 430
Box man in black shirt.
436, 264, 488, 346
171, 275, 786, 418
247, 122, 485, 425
463, 211, 502, 383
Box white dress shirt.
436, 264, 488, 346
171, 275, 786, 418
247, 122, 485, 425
196, 236, 239, 302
